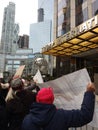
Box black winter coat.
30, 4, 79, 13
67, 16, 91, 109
6, 89, 37, 130
0, 95, 8, 130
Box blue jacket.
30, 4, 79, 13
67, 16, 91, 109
22, 91, 95, 130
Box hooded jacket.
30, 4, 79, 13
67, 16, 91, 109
22, 91, 95, 130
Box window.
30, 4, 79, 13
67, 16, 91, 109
7, 60, 13, 64
13, 60, 20, 64
92, 0, 98, 16
13, 65, 20, 69
83, 8, 88, 21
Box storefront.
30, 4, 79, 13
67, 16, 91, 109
42, 15, 98, 80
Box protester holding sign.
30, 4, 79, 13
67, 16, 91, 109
6, 78, 37, 130
22, 82, 95, 130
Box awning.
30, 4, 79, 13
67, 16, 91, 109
42, 15, 98, 57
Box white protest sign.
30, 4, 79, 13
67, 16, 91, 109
33, 69, 44, 83
38, 68, 98, 128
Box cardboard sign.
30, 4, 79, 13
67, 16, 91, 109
13, 65, 25, 79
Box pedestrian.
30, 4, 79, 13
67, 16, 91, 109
0, 94, 8, 130
22, 82, 95, 130
0, 78, 9, 99
24, 80, 40, 92
6, 78, 37, 130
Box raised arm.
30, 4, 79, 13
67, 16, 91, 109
63, 82, 95, 128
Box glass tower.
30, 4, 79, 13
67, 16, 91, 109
0, 2, 15, 53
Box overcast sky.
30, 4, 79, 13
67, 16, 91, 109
0, 0, 38, 36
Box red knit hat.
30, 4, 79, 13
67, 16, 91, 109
36, 87, 54, 104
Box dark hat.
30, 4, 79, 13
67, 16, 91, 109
10, 78, 23, 90
36, 87, 54, 104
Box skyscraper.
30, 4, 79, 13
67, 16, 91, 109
38, 0, 54, 21
12, 23, 19, 53
18, 35, 29, 49
29, 0, 54, 53
38, 8, 44, 22
30, 20, 52, 53
0, 2, 16, 54
29, 0, 54, 76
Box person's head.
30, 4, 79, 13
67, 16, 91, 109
10, 78, 24, 91
36, 87, 54, 104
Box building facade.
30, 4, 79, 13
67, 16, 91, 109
38, 0, 54, 21
42, 0, 98, 81
0, 2, 20, 72
29, 0, 54, 76
38, 8, 44, 22
12, 23, 19, 53
0, 2, 16, 53
5, 49, 45, 78
29, 0, 54, 53
5, 49, 33, 76
56, 0, 98, 37
18, 35, 29, 49
56, 0, 98, 79
29, 20, 52, 53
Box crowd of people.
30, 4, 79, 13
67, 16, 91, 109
0, 76, 96, 130
0, 76, 40, 130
